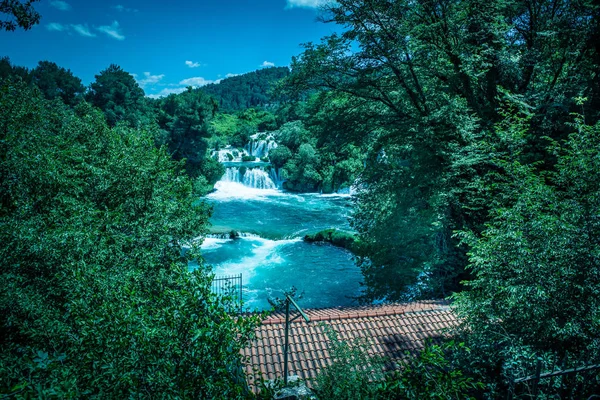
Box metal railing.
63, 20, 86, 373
211, 273, 243, 314
508, 356, 600, 399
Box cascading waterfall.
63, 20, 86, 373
211, 132, 285, 190
268, 167, 285, 188
203, 132, 361, 311
222, 167, 277, 189
211, 146, 248, 162
244, 132, 278, 159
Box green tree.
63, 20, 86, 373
156, 88, 222, 180
269, 145, 292, 169
284, 0, 600, 301
0, 56, 30, 82
31, 61, 85, 106
0, 78, 258, 398
86, 64, 148, 127
454, 116, 600, 359
1, 0, 40, 31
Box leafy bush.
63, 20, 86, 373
313, 326, 480, 400
381, 342, 483, 399
0, 79, 259, 398
269, 145, 292, 168
198, 156, 226, 185
304, 229, 357, 252
313, 326, 384, 399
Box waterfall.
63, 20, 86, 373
221, 167, 277, 189
244, 133, 278, 159
211, 147, 248, 162
268, 167, 285, 188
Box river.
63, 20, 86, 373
194, 153, 363, 310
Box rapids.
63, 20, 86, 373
194, 146, 363, 310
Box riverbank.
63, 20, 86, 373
303, 229, 358, 253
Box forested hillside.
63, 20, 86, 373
200, 66, 289, 111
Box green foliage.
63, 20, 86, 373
242, 155, 256, 162
200, 66, 289, 112
281, 143, 322, 192
304, 229, 357, 252
381, 342, 483, 399
313, 326, 384, 399
209, 108, 278, 149
284, 0, 600, 302
313, 327, 480, 400
0, 79, 259, 398
0, 0, 40, 31
86, 64, 149, 127
0, 56, 31, 82
273, 120, 314, 151
198, 156, 226, 185
453, 117, 600, 362
31, 61, 85, 106
155, 88, 219, 178
268, 145, 292, 168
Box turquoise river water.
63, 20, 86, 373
194, 179, 363, 311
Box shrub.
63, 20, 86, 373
0, 79, 260, 398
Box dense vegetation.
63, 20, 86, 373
280, 0, 600, 396
201, 67, 289, 112
0, 78, 260, 397
2, 0, 600, 396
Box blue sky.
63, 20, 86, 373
0, 0, 335, 97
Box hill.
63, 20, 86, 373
199, 66, 289, 112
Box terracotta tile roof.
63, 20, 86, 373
241, 300, 457, 392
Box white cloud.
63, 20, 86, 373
185, 60, 201, 68
286, 0, 330, 8
46, 22, 67, 31
112, 4, 139, 12
260, 61, 275, 68
50, 0, 71, 11
71, 24, 96, 37
179, 77, 214, 87
225, 73, 240, 78
97, 21, 125, 40
136, 72, 165, 88
147, 87, 190, 99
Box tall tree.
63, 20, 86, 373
285, 0, 600, 300
0, 56, 30, 82
0, 78, 258, 398
86, 64, 148, 127
451, 113, 600, 393
31, 61, 85, 106
156, 88, 222, 180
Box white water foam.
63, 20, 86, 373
209, 236, 302, 282
245, 132, 278, 158
207, 181, 285, 200
222, 167, 277, 189
200, 237, 231, 250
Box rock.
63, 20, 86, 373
273, 376, 316, 400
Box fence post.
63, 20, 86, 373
532, 358, 542, 398
239, 273, 242, 314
